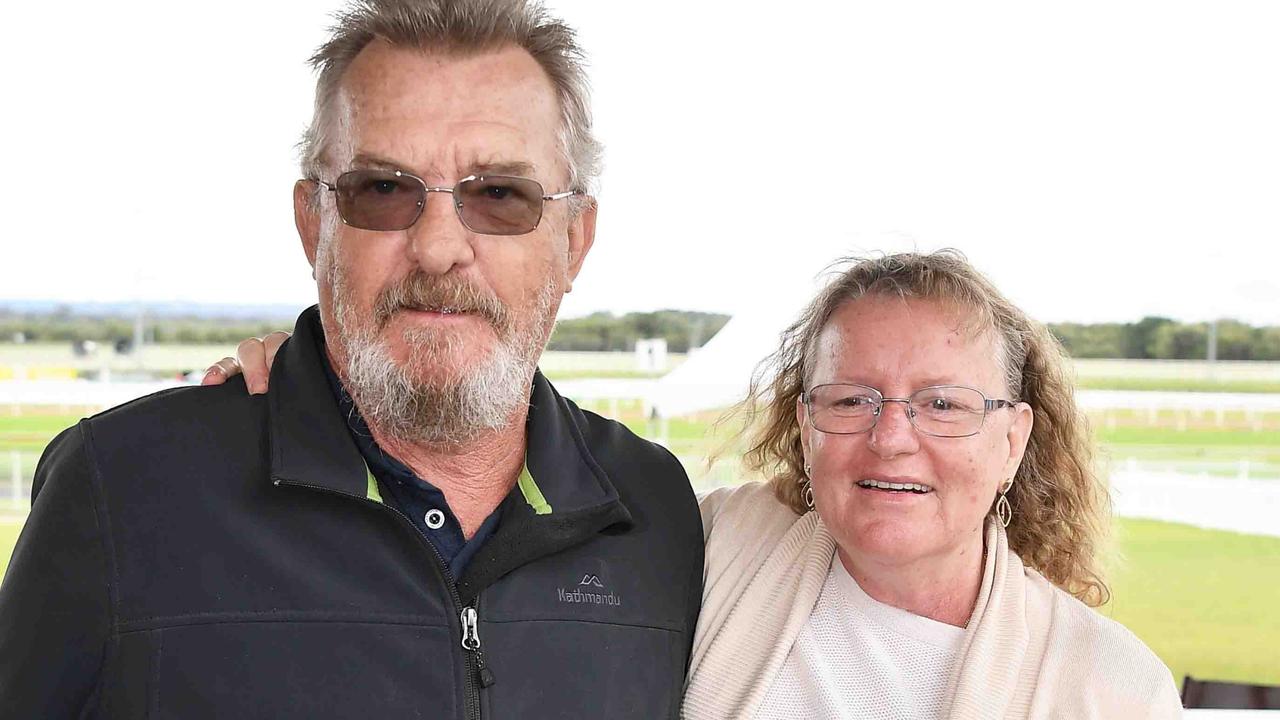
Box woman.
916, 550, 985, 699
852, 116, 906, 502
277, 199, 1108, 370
209, 251, 1181, 718
682, 251, 1179, 719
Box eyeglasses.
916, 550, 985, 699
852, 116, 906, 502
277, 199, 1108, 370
801, 383, 1017, 438
313, 169, 579, 235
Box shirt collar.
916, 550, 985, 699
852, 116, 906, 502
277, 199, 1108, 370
268, 305, 629, 522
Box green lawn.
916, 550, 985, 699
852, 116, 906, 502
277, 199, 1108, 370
0, 413, 82, 452
1105, 519, 1280, 687
0, 520, 21, 581
2, 347, 1277, 392
1099, 425, 1280, 447
1077, 376, 1280, 393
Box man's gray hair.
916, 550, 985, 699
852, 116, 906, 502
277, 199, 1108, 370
301, 0, 602, 202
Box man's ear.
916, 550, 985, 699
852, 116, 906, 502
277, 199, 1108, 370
564, 198, 597, 290
294, 180, 321, 269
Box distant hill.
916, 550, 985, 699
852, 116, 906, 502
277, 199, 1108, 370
0, 300, 305, 321
0, 302, 732, 351
548, 310, 731, 353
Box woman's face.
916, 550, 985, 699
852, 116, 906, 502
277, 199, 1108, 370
798, 295, 1034, 569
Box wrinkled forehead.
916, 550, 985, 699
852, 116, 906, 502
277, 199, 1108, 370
328, 40, 565, 179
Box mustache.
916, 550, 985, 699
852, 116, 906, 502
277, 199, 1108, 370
372, 273, 511, 331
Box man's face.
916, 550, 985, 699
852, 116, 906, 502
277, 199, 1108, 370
295, 41, 595, 441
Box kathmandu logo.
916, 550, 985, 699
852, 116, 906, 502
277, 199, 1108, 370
558, 572, 623, 607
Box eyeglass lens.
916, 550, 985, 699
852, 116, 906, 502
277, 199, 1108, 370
806, 384, 989, 437
332, 170, 548, 235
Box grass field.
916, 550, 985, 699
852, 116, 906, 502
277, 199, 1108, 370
0, 345, 692, 381
4, 345, 1280, 389
1074, 358, 1280, 381
0, 521, 19, 581
1105, 520, 1280, 687
1076, 376, 1280, 393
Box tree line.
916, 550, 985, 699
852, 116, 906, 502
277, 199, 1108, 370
1047, 317, 1280, 361
0, 315, 295, 347
3, 310, 1279, 360
547, 311, 730, 352
0, 309, 732, 354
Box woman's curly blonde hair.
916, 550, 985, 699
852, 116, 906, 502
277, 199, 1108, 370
738, 250, 1111, 606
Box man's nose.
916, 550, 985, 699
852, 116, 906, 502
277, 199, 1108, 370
867, 400, 920, 458
406, 191, 477, 275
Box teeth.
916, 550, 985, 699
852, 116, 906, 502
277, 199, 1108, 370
857, 479, 932, 493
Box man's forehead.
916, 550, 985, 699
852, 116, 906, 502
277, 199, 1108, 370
340, 41, 558, 122
331, 41, 563, 179
350, 151, 540, 179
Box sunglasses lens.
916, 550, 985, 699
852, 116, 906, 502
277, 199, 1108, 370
456, 176, 544, 235
334, 170, 424, 231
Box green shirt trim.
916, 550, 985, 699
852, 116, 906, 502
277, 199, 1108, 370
365, 460, 548, 514
365, 466, 384, 504
518, 464, 553, 515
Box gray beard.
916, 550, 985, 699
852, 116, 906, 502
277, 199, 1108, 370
328, 268, 556, 448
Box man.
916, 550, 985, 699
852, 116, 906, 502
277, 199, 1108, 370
0, 1, 703, 717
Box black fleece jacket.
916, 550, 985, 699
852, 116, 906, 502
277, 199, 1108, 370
0, 306, 704, 719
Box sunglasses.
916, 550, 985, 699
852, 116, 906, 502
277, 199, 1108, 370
313, 169, 579, 236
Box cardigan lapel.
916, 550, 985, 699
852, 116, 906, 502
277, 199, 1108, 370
945, 520, 1033, 719
682, 510, 837, 719
685, 494, 1048, 720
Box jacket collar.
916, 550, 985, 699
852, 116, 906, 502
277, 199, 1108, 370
452, 371, 635, 601
267, 305, 632, 533
267, 306, 368, 497
522, 368, 625, 516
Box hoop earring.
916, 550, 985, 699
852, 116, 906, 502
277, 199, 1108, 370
996, 479, 1014, 528
801, 463, 815, 511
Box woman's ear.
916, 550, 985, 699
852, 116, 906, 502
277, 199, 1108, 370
796, 395, 812, 461
1002, 402, 1035, 481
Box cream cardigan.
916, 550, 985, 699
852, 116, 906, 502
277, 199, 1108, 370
682, 482, 1183, 720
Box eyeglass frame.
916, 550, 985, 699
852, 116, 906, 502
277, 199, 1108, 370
800, 382, 1019, 438
311, 169, 580, 236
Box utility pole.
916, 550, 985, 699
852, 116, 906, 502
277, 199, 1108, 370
133, 305, 146, 368
1206, 318, 1218, 363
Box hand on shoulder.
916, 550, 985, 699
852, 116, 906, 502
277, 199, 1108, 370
200, 331, 291, 394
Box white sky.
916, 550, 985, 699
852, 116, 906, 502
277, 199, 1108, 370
3, 0, 1278, 324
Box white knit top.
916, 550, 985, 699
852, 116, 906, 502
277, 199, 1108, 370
683, 482, 1182, 720
755, 553, 965, 719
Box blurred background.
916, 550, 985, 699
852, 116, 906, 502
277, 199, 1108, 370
2, 0, 1278, 698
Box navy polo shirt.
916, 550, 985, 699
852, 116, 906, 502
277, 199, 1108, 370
318, 350, 501, 580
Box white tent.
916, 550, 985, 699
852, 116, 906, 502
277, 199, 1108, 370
648, 269, 826, 418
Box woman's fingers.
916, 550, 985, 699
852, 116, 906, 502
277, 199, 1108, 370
237, 337, 271, 395
200, 357, 242, 386
200, 331, 290, 395
262, 331, 291, 371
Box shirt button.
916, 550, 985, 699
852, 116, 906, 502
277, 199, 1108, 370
424, 508, 446, 530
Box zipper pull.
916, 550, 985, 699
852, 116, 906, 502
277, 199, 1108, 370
461, 606, 496, 688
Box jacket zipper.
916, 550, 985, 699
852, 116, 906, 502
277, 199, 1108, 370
461, 602, 495, 688
277, 480, 491, 719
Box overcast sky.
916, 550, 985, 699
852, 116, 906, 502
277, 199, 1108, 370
4, 0, 1278, 324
